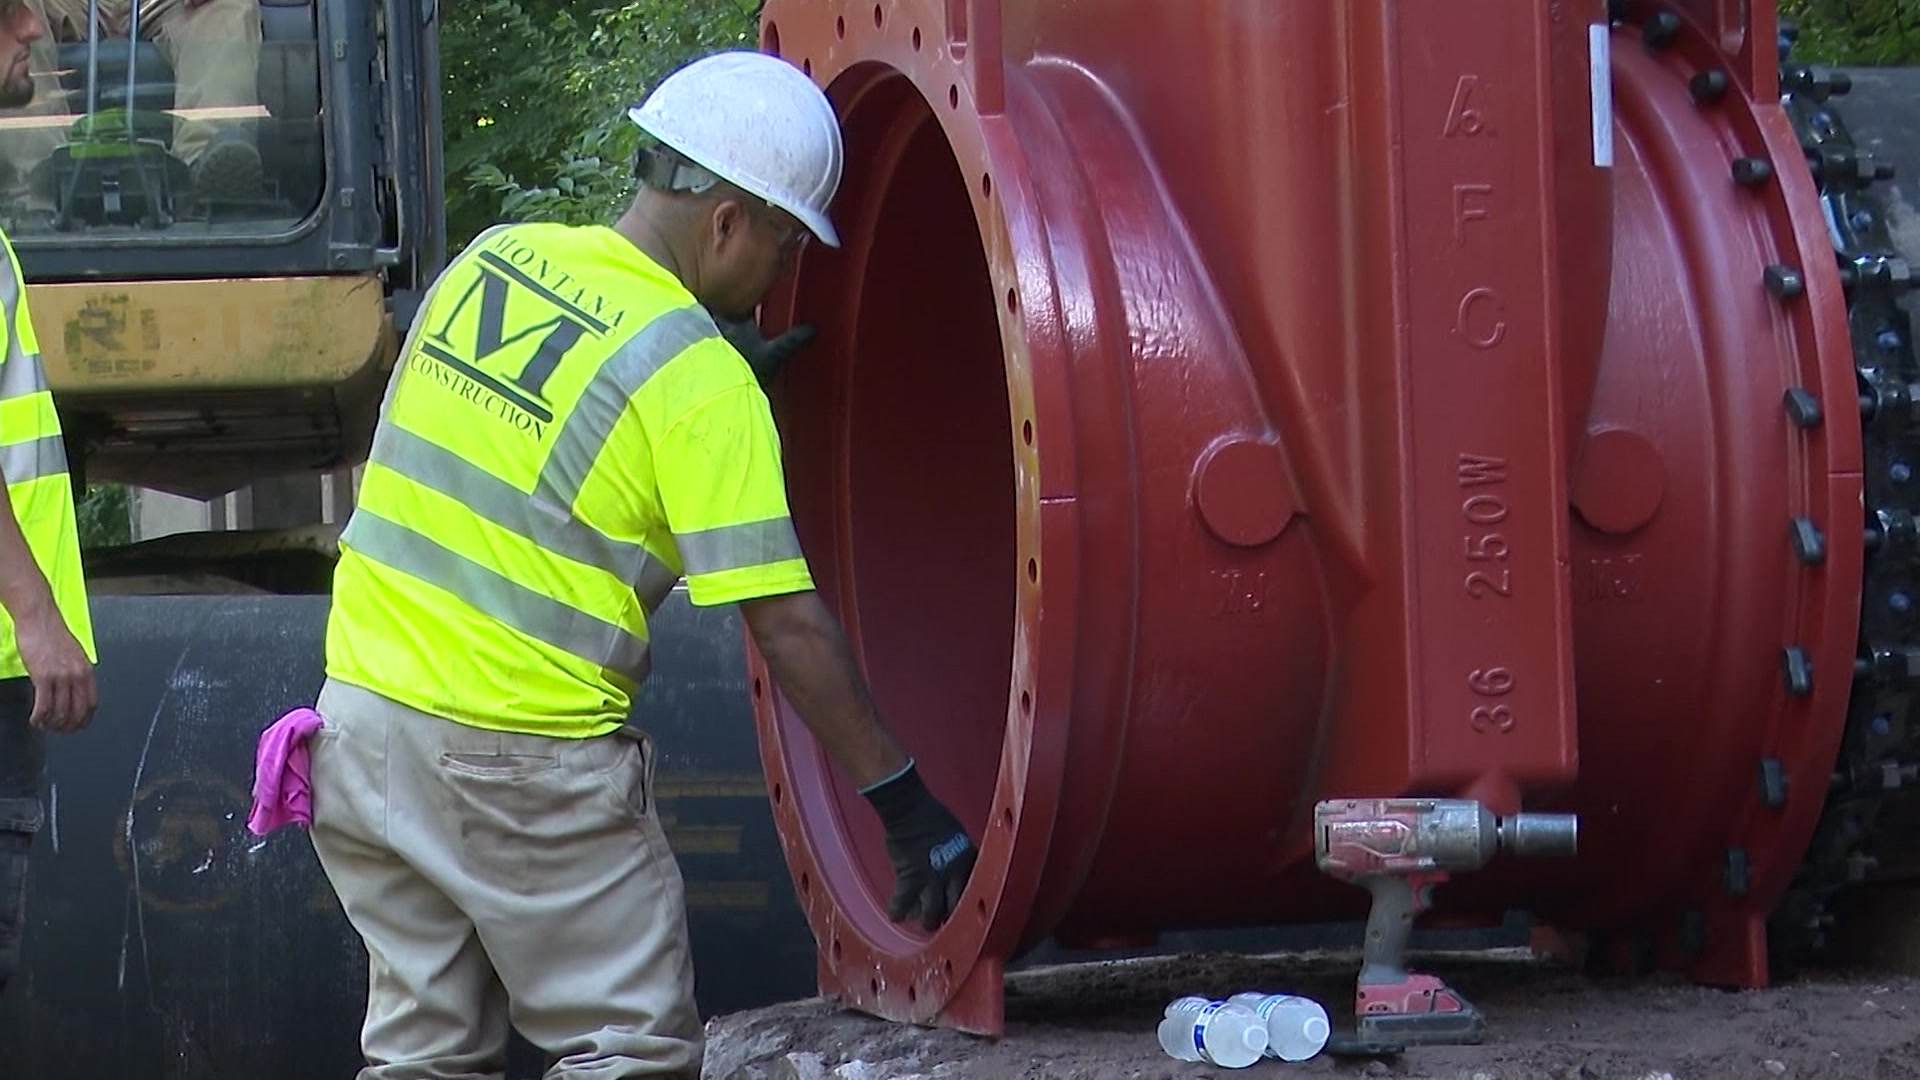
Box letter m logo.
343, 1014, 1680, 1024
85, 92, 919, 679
419, 250, 611, 423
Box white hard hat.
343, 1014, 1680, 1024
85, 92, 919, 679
627, 50, 844, 248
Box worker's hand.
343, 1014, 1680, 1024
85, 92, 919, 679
860, 760, 977, 931
17, 606, 95, 733
714, 313, 817, 386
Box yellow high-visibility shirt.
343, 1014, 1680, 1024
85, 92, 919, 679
325, 222, 813, 738
0, 230, 95, 680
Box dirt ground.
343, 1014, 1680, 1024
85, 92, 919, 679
698, 948, 1920, 1080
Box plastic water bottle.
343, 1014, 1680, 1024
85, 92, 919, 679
1227, 991, 1332, 1062
1155, 998, 1268, 1069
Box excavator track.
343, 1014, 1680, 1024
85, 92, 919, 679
1769, 24, 1920, 969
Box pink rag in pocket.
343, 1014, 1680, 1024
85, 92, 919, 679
246, 706, 326, 837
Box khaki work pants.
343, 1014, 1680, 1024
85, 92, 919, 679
0, 0, 261, 209
306, 678, 704, 1080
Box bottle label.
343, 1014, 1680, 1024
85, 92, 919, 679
1192, 1002, 1225, 1058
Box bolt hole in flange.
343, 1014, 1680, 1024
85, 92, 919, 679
764, 63, 1015, 937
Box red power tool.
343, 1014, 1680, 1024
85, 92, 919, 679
1314, 798, 1579, 1050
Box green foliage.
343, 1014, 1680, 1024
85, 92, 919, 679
75, 483, 129, 550
1780, 0, 1920, 66
441, 0, 765, 253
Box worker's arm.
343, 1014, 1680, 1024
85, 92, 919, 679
738, 588, 905, 785
739, 589, 977, 930
0, 470, 95, 732
651, 371, 976, 929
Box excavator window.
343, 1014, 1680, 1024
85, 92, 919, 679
0, 0, 324, 240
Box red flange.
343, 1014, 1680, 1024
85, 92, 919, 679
1517, 1, 1862, 987
744, 0, 1861, 1035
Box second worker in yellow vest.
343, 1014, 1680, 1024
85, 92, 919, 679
0, 0, 99, 1005
304, 50, 976, 1080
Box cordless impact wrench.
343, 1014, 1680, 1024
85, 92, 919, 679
1314, 797, 1579, 1049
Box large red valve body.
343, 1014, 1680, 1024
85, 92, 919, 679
745, 0, 1868, 1034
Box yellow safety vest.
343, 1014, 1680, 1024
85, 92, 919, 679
0, 230, 96, 681
326, 222, 814, 738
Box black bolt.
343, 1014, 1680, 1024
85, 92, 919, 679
1783, 387, 1823, 428
1732, 157, 1774, 186
1857, 256, 1918, 294
1725, 848, 1751, 897
1873, 508, 1918, 554
1644, 10, 1682, 49
1689, 69, 1730, 102
1764, 265, 1805, 300
1790, 517, 1826, 565
1782, 646, 1814, 695
1759, 757, 1788, 808
1609, 0, 1628, 22
1783, 65, 1848, 99
1857, 643, 1920, 683
1807, 145, 1894, 192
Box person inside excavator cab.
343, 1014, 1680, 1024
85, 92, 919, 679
0, 0, 262, 229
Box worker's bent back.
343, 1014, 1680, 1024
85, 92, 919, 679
325, 221, 814, 739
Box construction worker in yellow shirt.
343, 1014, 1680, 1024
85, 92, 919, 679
0, 0, 99, 1003
303, 50, 976, 1080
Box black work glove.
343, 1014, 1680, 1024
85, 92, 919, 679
714, 312, 818, 386
860, 760, 977, 931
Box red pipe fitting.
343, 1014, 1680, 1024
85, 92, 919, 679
745, 0, 1862, 1035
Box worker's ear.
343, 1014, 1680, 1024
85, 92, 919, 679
708, 197, 751, 255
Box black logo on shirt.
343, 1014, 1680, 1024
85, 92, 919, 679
413, 231, 628, 438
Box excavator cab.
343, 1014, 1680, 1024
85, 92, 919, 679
0, 0, 443, 518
